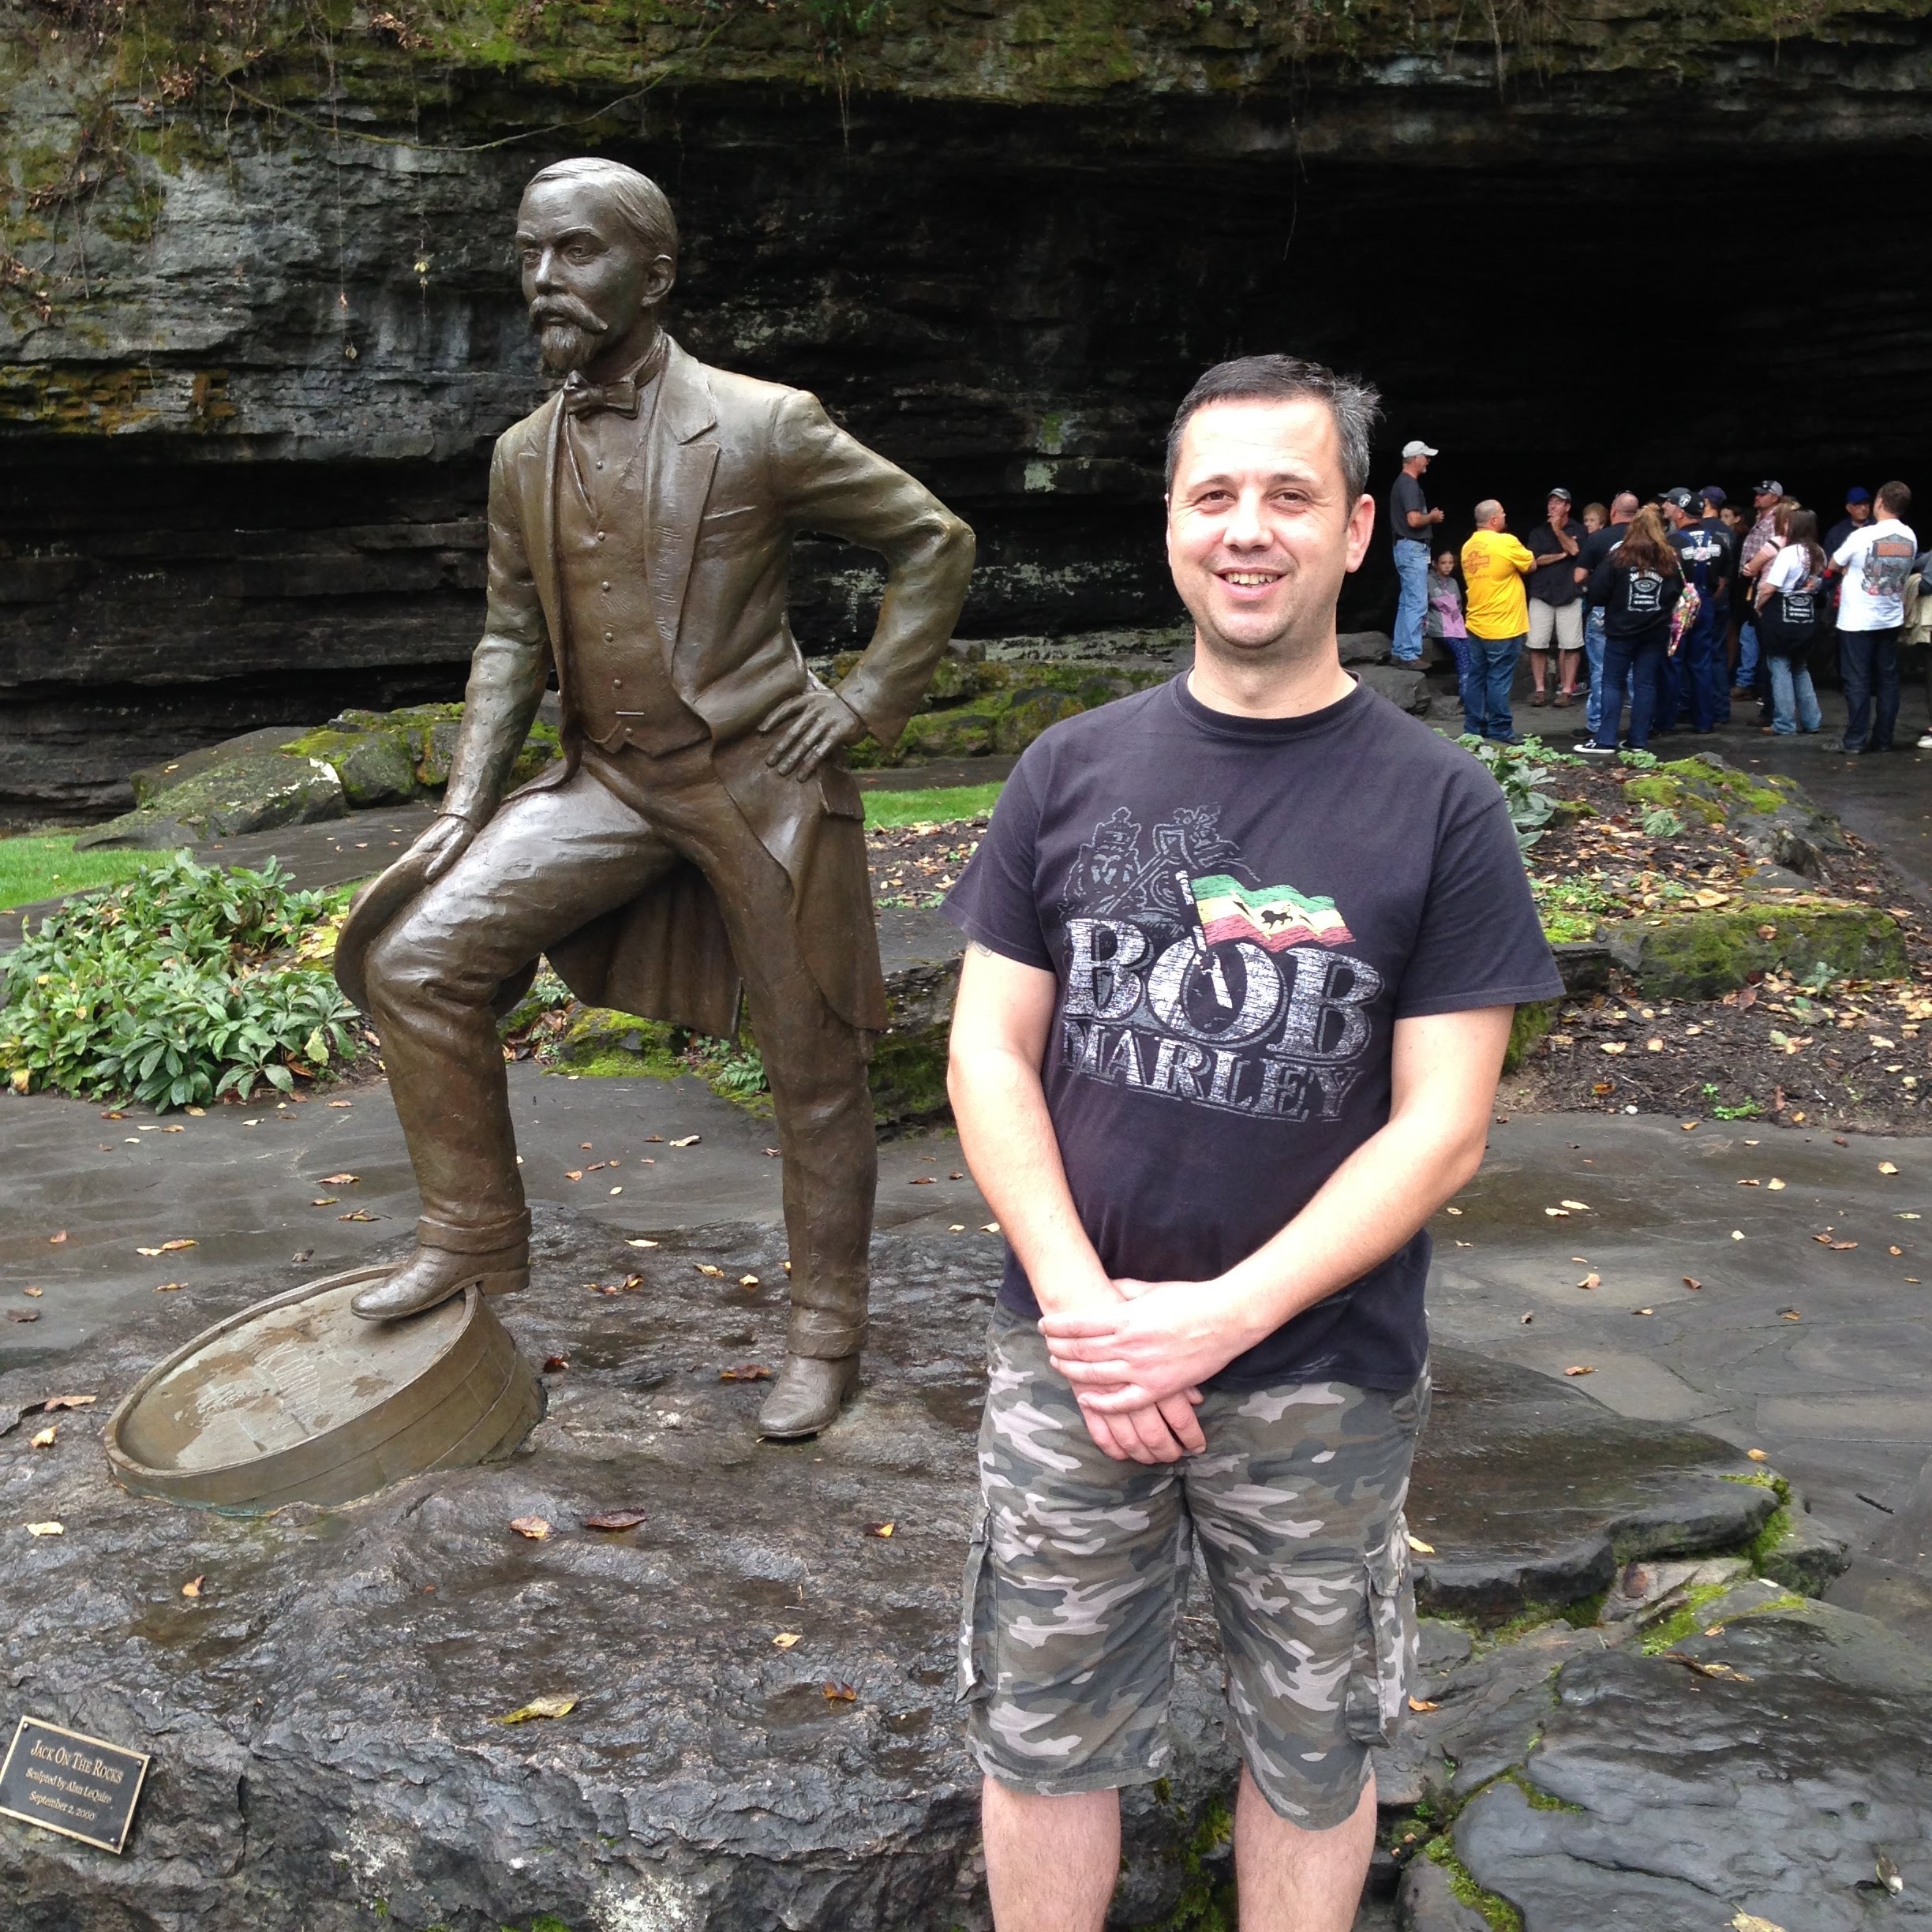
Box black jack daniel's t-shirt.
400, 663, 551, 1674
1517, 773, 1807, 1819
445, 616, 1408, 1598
943, 674, 1564, 1391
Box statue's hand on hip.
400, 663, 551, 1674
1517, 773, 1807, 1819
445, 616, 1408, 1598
757, 689, 867, 779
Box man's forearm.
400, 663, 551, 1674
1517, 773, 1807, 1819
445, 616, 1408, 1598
1209, 1096, 1489, 1356
948, 1046, 1115, 1315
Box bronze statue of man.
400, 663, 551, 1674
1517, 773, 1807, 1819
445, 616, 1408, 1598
332, 156, 974, 1437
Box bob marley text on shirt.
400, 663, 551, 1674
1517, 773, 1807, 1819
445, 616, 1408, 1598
1056, 804, 1380, 1122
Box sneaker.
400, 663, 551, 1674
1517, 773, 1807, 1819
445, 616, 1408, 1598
1575, 739, 1618, 755
1486, 733, 1524, 746
1917, 733, 1932, 750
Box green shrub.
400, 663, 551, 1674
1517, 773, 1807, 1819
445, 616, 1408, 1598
0, 852, 363, 1110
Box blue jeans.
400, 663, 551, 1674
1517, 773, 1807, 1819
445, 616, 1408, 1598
1474, 632, 1523, 739
1840, 627, 1901, 751
1737, 619, 1760, 688
1392, 541, 1429, 662
1584, 605, 1608, 739
1679, 604, 1726, 731
1597, 628, 1668, 749
1442, 634, 1482, 736
1767, 654, 1822, 735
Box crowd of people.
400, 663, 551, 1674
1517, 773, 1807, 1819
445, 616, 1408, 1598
1387, 443, 1931, 756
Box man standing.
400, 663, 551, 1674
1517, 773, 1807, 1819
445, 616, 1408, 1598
1735, 478, 1784, 710
1523, 488, 1583, 709
1460, 501, 1535, 742
1660, 487, 1731, 733
333, 157, 974, 1438
1833, 481, 1919, 754
944, 353, 1562, 1932
1825, 486, 1874, 559
1571, 490, 1636, 750
1387, 440, 1443, 666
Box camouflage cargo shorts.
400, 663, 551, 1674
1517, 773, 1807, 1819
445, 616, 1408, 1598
959, 1309, 1428, 1829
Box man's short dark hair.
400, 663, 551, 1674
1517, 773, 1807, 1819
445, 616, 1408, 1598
525, 157, 679, 268
1164, 354, 1382, 500
1877, 479, 1912, 518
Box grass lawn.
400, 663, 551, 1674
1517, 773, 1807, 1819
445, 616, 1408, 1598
0, 834, 159, 912
862, 781, 1005, 829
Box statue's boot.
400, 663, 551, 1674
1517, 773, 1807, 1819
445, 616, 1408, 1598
757, 1354, 859, 1439
351, 1241, 530, 1321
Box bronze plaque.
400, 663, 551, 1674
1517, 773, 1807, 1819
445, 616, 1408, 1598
0, 1716, 152, 1854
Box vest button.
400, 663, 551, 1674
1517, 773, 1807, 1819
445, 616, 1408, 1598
601, 580, 610, 592
612, 677, 622, 688
596, 530, 606, 542
603, 629, 614, 642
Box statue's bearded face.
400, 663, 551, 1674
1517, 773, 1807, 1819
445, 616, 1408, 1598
515, 181, 663, 374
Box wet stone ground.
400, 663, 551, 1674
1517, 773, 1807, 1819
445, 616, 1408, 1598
2, 1204, 1910, 1932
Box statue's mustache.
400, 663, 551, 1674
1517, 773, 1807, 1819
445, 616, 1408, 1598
530, 297, 608, 335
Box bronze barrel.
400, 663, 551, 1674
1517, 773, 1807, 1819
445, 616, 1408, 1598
104, 1267, 543, 1512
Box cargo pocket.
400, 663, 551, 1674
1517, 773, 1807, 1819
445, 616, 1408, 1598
1343, 1517, 1417, 1747
957, 1507, 998, 1705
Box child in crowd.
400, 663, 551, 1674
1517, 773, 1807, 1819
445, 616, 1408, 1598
1426, 549, 1481, 736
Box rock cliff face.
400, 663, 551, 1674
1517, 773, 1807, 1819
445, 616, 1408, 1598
6, 0, 1931, 811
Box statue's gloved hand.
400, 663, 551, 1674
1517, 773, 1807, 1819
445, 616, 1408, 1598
408, 812, 480, 886
757, 689, 867, 779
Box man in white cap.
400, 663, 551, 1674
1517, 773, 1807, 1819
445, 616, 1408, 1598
1386, 440, 1443, 666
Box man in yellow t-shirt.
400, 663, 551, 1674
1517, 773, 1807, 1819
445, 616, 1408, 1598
1459, 501, 1535, 742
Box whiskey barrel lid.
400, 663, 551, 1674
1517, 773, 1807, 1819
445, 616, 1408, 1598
105, 1267, 542, 1512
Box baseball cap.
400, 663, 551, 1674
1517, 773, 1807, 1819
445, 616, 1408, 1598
1699, 485, 1727, 507
1402, 440, 1438, 459
1662, 487, 1695, 511
1847, 485, 1872, 504
1753, 478, 1784, 496
1547, 486, 1573, 503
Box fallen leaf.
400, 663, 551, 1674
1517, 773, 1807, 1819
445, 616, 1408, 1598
493, 1694, 576, 1725
1737, 1178, 1761, 1188
1732, 1230, 1745, 1241
48, 1231, 67, 1245
1634, 1308, 1654, 1316
1683, 1277, 1702, 1290
822, 1681, 858, 1702
182, 1575, 204, 1598
908, 1175, 936, 1185
1406, 1696, 1440, 1713
1666, 1654, 1751, 1682
565, 1170, 583, 1181
1879, 1161, 1900, 1175
582, 1509, 649, 1531
949, 1171, 964, 1180
1877, 1852, 1903, 1896
1829, 1241, 1858, 1252
982, 1222, 1001, 1234
1767, 1178, 1785, 1190
1693, 887, 1730, 908
1577, 1272, 1601, 1290
1559, 1200, 1592, 1211
1646, 1037, 1664, 1052
338, 1210, 376, 1222
718, 1365, 772, 1382
21, 1286, 41, 1299
328, 1099, 352, 1108
696, 1264, 724, 1278
1544, 1208, 1571, 1219
1780, 1309, 1802, 1320
508, 1516, 552, 1541
8, 1311, 36, 1323
26, 1522, 64, 1536
739, 1274, 760, 1286
625, 1237, 659, 1249
1445, 1206, 1463, 1216
1405, 1533, 1436, 1554
1732, 1914, 1787, 1932
864, 1522, 895, 1538
1682, 1121, 1699, 1132
157, 1238, 195, 1252
1599, 1042, 1627, 1055
155, 1281, 185, 1293
1520, 1312, 1533, 1324
163, 1124, 184, 1133
42, 1395, 95, 1411
949, 1223, 966, 1233
542, 1355, 569, 1372
1747, 1448, 1769, 1461
1564, 1365, 1595, 1376
311, 1197, 339, 1207
644, 1133, 664, 1143
29, 1425, 56, 1449
608, 1186, 623, 1196
669, 1134, 700, 1148
322, 1173, 359, 1185
773, 1631, 802, 1649
136, 1245, 163, 1256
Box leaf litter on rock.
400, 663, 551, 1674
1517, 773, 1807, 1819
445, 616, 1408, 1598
508, 1516, 552, 1541
582, 1509, 648, 1532
493, 1694, 575, 1725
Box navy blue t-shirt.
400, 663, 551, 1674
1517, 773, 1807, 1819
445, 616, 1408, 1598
942, 675, 1564, 1392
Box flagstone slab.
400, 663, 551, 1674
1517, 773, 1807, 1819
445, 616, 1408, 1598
0, 1206, 1818, 1931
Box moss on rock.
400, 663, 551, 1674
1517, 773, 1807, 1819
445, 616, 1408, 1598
1503, 1000, 1556, 1072
1601, 898, 1909, 1001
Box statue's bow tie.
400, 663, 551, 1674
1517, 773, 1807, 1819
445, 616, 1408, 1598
561, 370, 640, 417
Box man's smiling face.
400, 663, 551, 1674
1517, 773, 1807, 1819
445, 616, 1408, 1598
1164, 398, 1372, 665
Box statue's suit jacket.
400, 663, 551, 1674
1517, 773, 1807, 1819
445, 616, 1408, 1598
338, 336, 974, 1037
